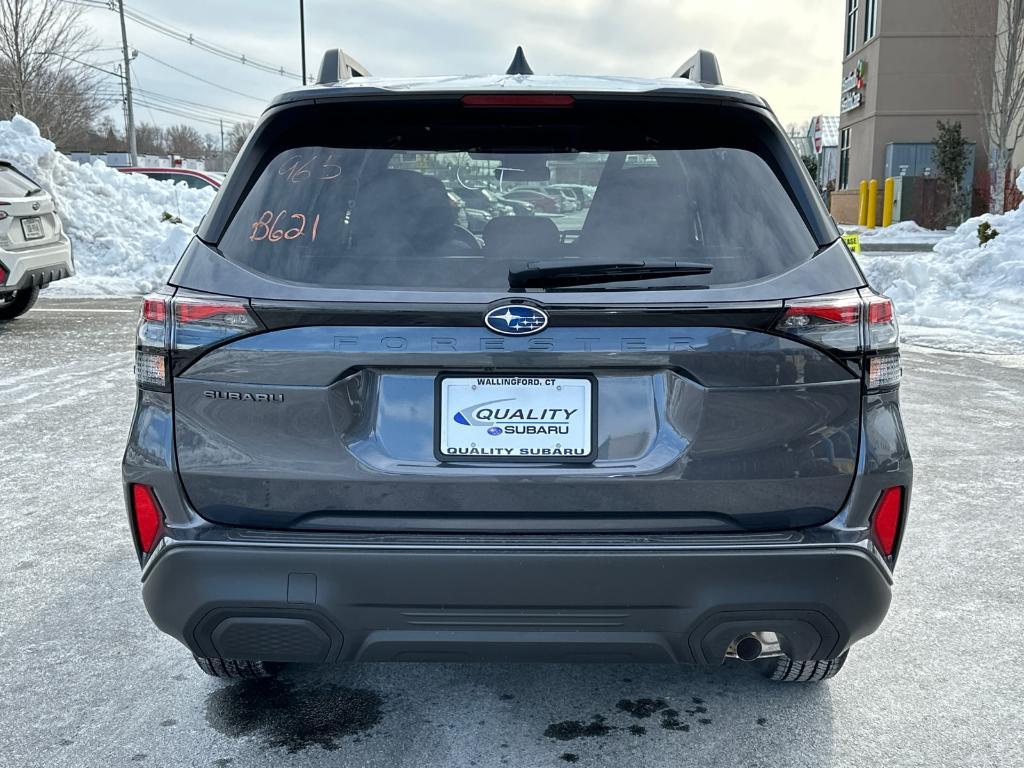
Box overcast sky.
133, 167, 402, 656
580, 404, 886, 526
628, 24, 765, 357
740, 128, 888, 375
78, 0, 846, 139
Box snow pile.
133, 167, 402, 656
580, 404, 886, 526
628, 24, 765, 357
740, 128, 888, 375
0, 115, 214, 295
859, 207, 1024, 354
858, 220, 949, 243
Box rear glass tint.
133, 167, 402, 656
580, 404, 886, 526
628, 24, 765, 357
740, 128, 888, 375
218, 101, 819, 291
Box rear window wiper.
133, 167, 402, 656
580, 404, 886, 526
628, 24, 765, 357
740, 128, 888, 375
508, 259, 713, 290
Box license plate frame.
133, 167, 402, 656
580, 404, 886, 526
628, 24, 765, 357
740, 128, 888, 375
435, 373, 597, 463
21, 217, 44, 240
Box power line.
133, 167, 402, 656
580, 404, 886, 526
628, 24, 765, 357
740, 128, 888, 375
131, 99, 248, 128
67, 0, 302, 80
40, 50, 123, 78
133, 90, 256, 123
135, 50, 266, 102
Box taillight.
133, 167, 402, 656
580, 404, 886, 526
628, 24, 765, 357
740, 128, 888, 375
776, 289, 901, 391
777, 293, 863, 352
130, 483, 163, 554
136, 294, 170, 388
134, 292, 260, 389
172, 296, 258, 349
0, 263, 7, 285
871, 486, 904, 557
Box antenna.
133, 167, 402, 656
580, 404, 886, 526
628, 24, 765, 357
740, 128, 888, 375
506, 46, 534, 76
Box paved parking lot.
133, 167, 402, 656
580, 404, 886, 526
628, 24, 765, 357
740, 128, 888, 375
1, 298, 1022, 767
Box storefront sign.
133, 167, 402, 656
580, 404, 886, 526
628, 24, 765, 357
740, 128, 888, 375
841, 60, 867, 114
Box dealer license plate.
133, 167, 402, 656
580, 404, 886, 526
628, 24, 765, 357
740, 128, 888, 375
437, 375, 595, 462
21, 217, 44, 240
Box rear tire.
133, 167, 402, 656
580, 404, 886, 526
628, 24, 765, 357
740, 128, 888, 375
193, 655, 280, 679
0, 287, 40, 321
757, 651, 849, 682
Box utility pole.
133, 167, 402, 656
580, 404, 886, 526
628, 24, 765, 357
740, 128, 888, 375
117, 0, 138, 165
299, 0, 307, 84
219, 119, 225, 171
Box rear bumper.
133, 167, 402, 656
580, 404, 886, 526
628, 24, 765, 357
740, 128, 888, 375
141, 538, 892, 665
0, 236, 74, 292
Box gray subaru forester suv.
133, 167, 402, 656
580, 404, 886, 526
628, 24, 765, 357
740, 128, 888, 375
123, 49, 911, 683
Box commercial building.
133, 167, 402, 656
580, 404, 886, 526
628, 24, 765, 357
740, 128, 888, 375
832, 0, 998, 223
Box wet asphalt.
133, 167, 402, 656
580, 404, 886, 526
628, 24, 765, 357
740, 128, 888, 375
1, 297, 1022, 768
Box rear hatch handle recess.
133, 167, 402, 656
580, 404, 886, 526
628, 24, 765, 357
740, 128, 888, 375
508, 259, 714, 290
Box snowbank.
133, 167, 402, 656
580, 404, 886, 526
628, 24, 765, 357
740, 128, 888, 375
858, 220, 951, 244
0, 115, 214, 296
859, 208, 1024, 354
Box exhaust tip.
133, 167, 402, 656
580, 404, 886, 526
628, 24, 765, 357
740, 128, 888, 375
734, 634, 763, 662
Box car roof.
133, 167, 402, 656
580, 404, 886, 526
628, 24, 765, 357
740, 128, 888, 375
120, 167, 213, 176
267, 74, 769, 111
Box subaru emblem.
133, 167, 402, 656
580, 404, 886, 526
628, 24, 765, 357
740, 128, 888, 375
484, 304, 549, 336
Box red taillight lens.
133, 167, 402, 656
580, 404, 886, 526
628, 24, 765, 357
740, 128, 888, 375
171, 296, 258, 350
867, 297, 893, 324
0, 264, 7, 284
864, 293, 899, 349
130, 484, 163, 554
461, 94, 575, 107
871, 486, 904, 557
174, 300, 250, 324
142, 296, 167, 322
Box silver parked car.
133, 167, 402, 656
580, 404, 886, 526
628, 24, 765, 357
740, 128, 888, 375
0, 161, 73, 320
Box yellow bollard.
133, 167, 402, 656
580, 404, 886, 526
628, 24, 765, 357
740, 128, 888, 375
866, 179, 878, 230
882, 177, 895, 228
858, 180, 869, 226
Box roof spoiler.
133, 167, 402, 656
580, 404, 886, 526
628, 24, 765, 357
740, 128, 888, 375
317, 49, 371, 84
672, 50, 722, 86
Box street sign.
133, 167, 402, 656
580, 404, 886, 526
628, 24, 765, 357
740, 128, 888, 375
813, 116, 823, 154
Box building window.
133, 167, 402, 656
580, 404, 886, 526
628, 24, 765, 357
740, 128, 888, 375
839, 128, 852, 190
845, 0, 859, 56
863, 0, 877, 41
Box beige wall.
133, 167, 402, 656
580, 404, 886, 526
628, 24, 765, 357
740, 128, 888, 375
838, 0, 996, 190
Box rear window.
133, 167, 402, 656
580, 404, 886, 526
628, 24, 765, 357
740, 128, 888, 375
0, 165, 42, 197
218, 101, 819, 291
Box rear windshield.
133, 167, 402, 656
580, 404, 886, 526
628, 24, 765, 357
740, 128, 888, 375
219, 101, 819, 291
0, 165, 42, 197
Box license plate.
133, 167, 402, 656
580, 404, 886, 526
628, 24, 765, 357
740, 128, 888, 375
21, 217, 43, 240
437, 375, 596, 462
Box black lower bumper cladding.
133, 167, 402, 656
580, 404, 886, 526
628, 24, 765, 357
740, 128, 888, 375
142, 542, 891, 666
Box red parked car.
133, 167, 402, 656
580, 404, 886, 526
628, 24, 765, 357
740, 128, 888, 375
118, 167, 222, 191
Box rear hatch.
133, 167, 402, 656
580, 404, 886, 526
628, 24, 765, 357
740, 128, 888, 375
0, 164, 61, 250
160, 94, 874, 534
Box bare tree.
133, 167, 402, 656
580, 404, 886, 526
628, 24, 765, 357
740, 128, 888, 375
966, 0, 1024, 213
0, 0, 106, 146
164, 123, 205, 158
227, 120, 255, 153
135, 122, 165, 156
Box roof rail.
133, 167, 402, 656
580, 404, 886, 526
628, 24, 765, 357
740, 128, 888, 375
317, 49, 371, 84
672, 50, 722, 86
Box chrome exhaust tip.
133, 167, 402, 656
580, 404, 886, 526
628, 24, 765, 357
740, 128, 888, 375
734, 634, 763, 661
726, 631, 783, 661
